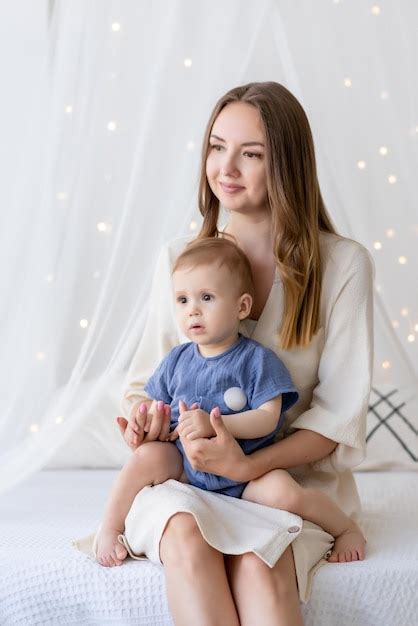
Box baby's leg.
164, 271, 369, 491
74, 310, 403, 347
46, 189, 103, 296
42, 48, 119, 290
96, 441, 184, 567
242, 469, 366, 563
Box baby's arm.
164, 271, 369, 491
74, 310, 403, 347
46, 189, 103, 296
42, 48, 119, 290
221, 395, 282, 439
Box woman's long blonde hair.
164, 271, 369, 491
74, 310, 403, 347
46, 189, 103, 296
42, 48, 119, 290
196, 81, 339, 350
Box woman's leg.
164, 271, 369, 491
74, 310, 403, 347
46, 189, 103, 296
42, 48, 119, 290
225, 547, 303, 626
159, 513, 240, 626
97, 441, 183, 567
242, 469, 366, 562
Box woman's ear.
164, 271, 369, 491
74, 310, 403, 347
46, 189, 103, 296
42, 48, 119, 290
238, 293, 253, 320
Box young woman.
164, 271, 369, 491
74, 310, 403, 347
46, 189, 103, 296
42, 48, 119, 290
118, 82, 374, 626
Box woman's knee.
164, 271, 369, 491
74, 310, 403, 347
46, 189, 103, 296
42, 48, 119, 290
229, 547, 298, 595
160, 512, 208, 566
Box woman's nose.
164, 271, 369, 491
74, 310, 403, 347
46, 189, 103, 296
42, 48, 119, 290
220, 153, 240, 177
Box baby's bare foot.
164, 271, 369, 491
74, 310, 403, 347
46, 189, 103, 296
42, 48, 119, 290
95, 527, 128, 567
327, 520, 366, 563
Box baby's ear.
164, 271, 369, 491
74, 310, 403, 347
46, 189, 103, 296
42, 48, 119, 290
238, 293, 253, 319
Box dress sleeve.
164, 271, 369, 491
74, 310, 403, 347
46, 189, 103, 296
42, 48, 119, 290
290, 242, 375, 471
121, 244, 180, 417
144, 352, 173, 405
250, 348, 299, 413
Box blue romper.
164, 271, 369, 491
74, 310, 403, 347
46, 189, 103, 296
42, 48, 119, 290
144, 335, 299, 498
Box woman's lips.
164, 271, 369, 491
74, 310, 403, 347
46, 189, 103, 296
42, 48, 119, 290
219, 182, 245, 194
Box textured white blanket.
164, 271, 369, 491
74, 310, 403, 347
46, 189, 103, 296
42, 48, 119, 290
0, 470, 417, 626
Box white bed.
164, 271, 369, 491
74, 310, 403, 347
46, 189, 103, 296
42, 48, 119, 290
0, 470, 417, 626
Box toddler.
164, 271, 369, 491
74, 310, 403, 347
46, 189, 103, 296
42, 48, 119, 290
96, 237, 365, 567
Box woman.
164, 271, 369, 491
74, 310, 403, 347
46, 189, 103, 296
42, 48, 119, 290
118, 82, 374, 625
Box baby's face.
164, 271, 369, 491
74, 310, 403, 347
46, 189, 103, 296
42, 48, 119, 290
172, 262, 251, 352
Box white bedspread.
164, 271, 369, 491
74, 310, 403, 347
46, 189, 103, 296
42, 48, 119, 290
0, 470, 417, 626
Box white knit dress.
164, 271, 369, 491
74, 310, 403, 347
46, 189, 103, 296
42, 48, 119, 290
92, 229, 375, 603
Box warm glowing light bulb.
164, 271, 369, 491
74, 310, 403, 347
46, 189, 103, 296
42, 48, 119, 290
56, 416, 64, 424
379, 146, 388, 156
357, 160, 366, 169
373, 241, 382, 250
386, 228, 395, 238
344, 78, 352, 87
184, 58, 192, 67
36, 352, 45, 361
415, 324, 418, 332
80, 319, 89, 329
112, 22, 121, 31
65, 105, 73, 114
392, 320, 399, 329
407, 334, 415, 343
189, 221, 197, 231
398, 256, 407, 265
382, 361, 391, 369
30, 424, 39, 433
97, 222, 108, 232
371, 5, 381, 16
56, 192, 68, 200
388, 175, 397, 184
107, 121, 117, 131
400, 308, 409, 317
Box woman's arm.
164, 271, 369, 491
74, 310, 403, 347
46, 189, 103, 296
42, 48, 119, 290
242, 429, 337, 480
181, 412, 337, 482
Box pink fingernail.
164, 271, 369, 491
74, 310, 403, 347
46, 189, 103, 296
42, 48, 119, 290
214, 406, 220, 417
157, 400, 164, 410
140, 403, 146, 413
164, 405, 171, 416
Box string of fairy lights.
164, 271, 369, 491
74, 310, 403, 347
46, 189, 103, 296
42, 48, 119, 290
29, 2, 417, 434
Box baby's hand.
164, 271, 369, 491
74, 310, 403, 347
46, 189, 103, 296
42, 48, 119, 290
173, 399, 217, 441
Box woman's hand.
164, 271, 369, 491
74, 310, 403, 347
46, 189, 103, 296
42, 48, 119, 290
178, 403, 250, 482
116, 400, 171, 449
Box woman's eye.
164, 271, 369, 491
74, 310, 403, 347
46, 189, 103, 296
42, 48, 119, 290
244, 151, 262, 159
202, 294, 212, 301
210, 144, 223, 151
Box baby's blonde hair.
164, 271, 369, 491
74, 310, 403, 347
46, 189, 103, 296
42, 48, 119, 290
172, 236, 255, 302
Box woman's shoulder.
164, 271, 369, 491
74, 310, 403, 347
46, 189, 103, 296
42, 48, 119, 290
319, 231, 375, 281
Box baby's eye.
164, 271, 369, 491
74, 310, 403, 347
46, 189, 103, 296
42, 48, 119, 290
177, 296, 187, 304
202, 293, 213, 301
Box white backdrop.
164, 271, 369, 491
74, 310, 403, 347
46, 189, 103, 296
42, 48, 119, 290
1, 0, 417, 493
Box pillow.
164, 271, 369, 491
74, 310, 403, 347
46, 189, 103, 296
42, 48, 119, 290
357, 384, 418, 471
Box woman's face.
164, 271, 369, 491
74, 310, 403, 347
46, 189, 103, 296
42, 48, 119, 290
206, 101, 268, 217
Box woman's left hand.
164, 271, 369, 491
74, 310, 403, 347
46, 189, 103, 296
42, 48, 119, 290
178, 402, 250, 482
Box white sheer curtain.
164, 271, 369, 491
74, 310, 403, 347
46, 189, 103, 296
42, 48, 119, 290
1, 0, 417, 493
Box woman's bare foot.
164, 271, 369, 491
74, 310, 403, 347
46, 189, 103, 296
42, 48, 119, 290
327, 520, 366, 563
95, 527, 128, 567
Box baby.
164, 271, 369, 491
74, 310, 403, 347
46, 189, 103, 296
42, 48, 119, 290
96, 237, 365, 566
